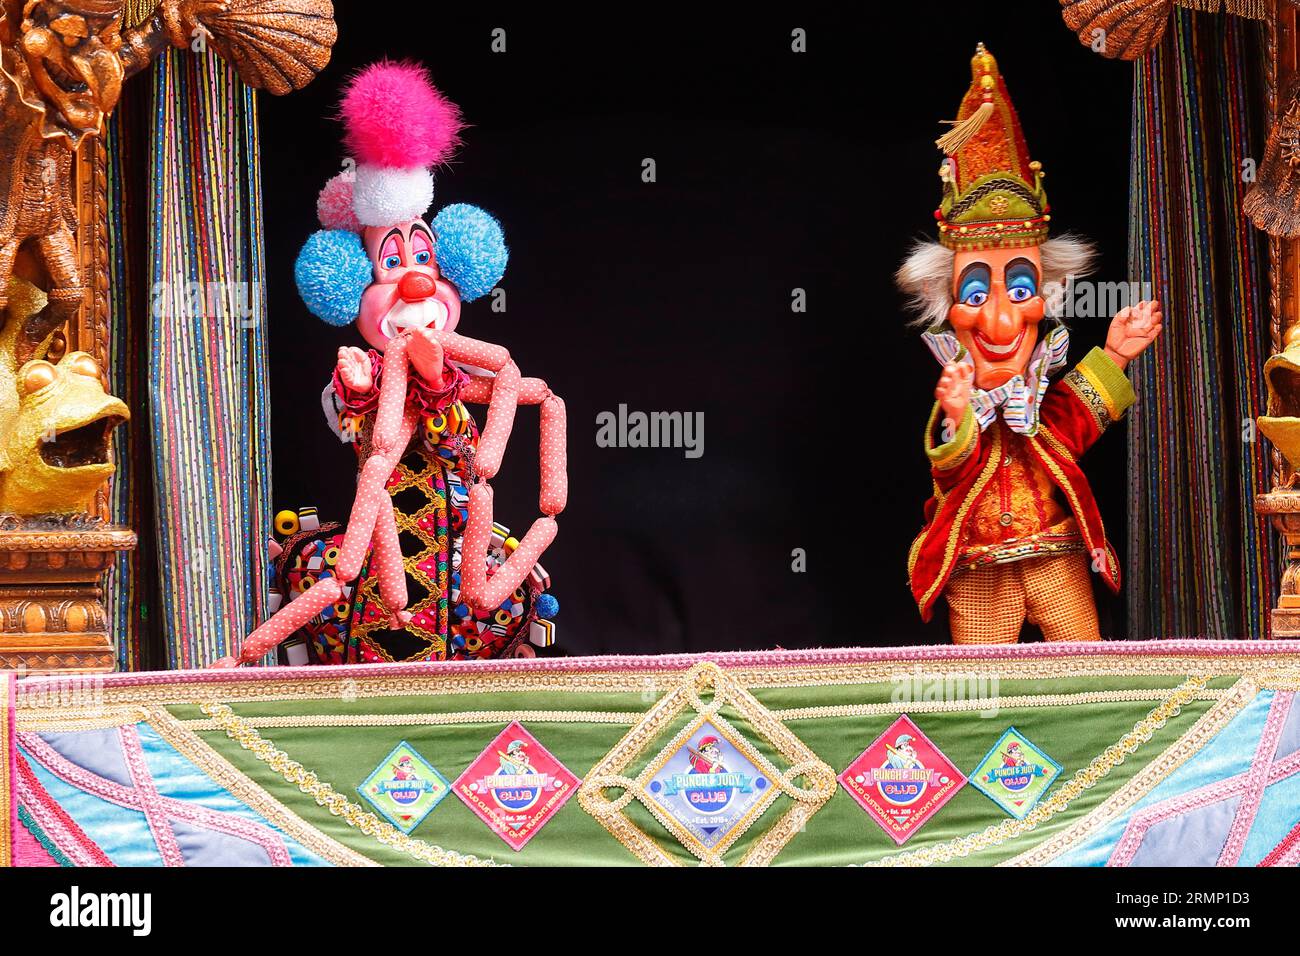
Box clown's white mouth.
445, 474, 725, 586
973, 329, 1025, 360
380, 298, 449, 340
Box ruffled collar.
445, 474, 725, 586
920, 325, 1069, 436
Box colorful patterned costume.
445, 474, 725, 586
221, 61, 566, 670
266, 351, 548, 665
908, 348, 1134, 642
899, 45, 1161, 644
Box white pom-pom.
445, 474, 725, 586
352, 164, 434, 226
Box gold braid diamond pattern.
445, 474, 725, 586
199, 702, 503, 867
577, 661, 837, 867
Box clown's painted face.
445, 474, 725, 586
357, 219, 462, 351
947, 246, 1046, 389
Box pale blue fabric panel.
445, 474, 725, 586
21, 748, 163, 867
1126, 797, 1238, 867
1240, 772, 1300, 866
136, 723, 327, 866
170, 819, 275, 867
1052, 691, 1274, 867
38, 730, 133, 788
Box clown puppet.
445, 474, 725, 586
899, 45, 1162, 645
215, 61, 566, 667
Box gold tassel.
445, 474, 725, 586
124, 0, 160, 28
1223, 0, 1267, 18
936, 101, 994, 154
1174, 0, 1223, 11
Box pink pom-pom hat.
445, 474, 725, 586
318, 60, 466, 230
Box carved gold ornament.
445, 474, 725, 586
0, 278, 127, 515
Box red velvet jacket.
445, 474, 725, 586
908, 347, 1136, 621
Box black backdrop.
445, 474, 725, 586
258, 4, 1134, 655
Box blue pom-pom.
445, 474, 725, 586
432, 203, 508, 303
294, 229, 373, 326
535, 593, 559, 619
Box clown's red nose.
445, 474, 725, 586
398, 272, 436, 302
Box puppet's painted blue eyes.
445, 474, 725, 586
1008, 286, 1035, 303
383, 255, 401, 269
414, 250, 431, 265
964, 290, 989, 307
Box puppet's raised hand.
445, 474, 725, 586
1104, 299, 1164, 370
406, 328, 446, 389
935, 361, 974, 431
337, 346, 372, 393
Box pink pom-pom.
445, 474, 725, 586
317, 172, 360, 231
339, 60, 464, 170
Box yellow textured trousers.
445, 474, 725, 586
944, 552, 1101, 644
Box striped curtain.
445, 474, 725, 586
105, 49, 273, 669
105, 93, 154, 670
1126, 8, 1275, 638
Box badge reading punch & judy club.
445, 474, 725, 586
968, 727, 1062, 819
356, 741, 451, 834
644, 722, 772, 857
453, 722, 580, 851
839, 715, 966, 845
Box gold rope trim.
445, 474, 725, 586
1000, 677, 1259, 866
199, 703, 505, 867
143, 707, 378, 867
157, 689, 1228, 733
14, 654, 1300, 714
179, 709, 644, 732
17, 706, 154, 733
773, 685, 1228, 722
856, 674, 1210, 867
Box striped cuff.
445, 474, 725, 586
925, 402, 977, 471
1064, 347, 1136, 431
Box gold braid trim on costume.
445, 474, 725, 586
919, 427, 1004, 612
855, 674, 1210, 867
1035, 425, 1076, 464
1062, 369, 1112, 434
1027, 434, 1115, 583
199, 702, 505, 867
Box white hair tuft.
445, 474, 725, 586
352, 165, 434, 227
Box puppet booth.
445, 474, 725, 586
1, 0, 1300, 871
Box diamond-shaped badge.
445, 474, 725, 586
645, 720, 772, 854
968, 726, 1062, 820
839, 715, 966, 845
578, 662, 837, 866
453, 722, 580, 851
356, 741, 450, 834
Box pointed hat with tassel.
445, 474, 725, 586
934, 44, 1051, 250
